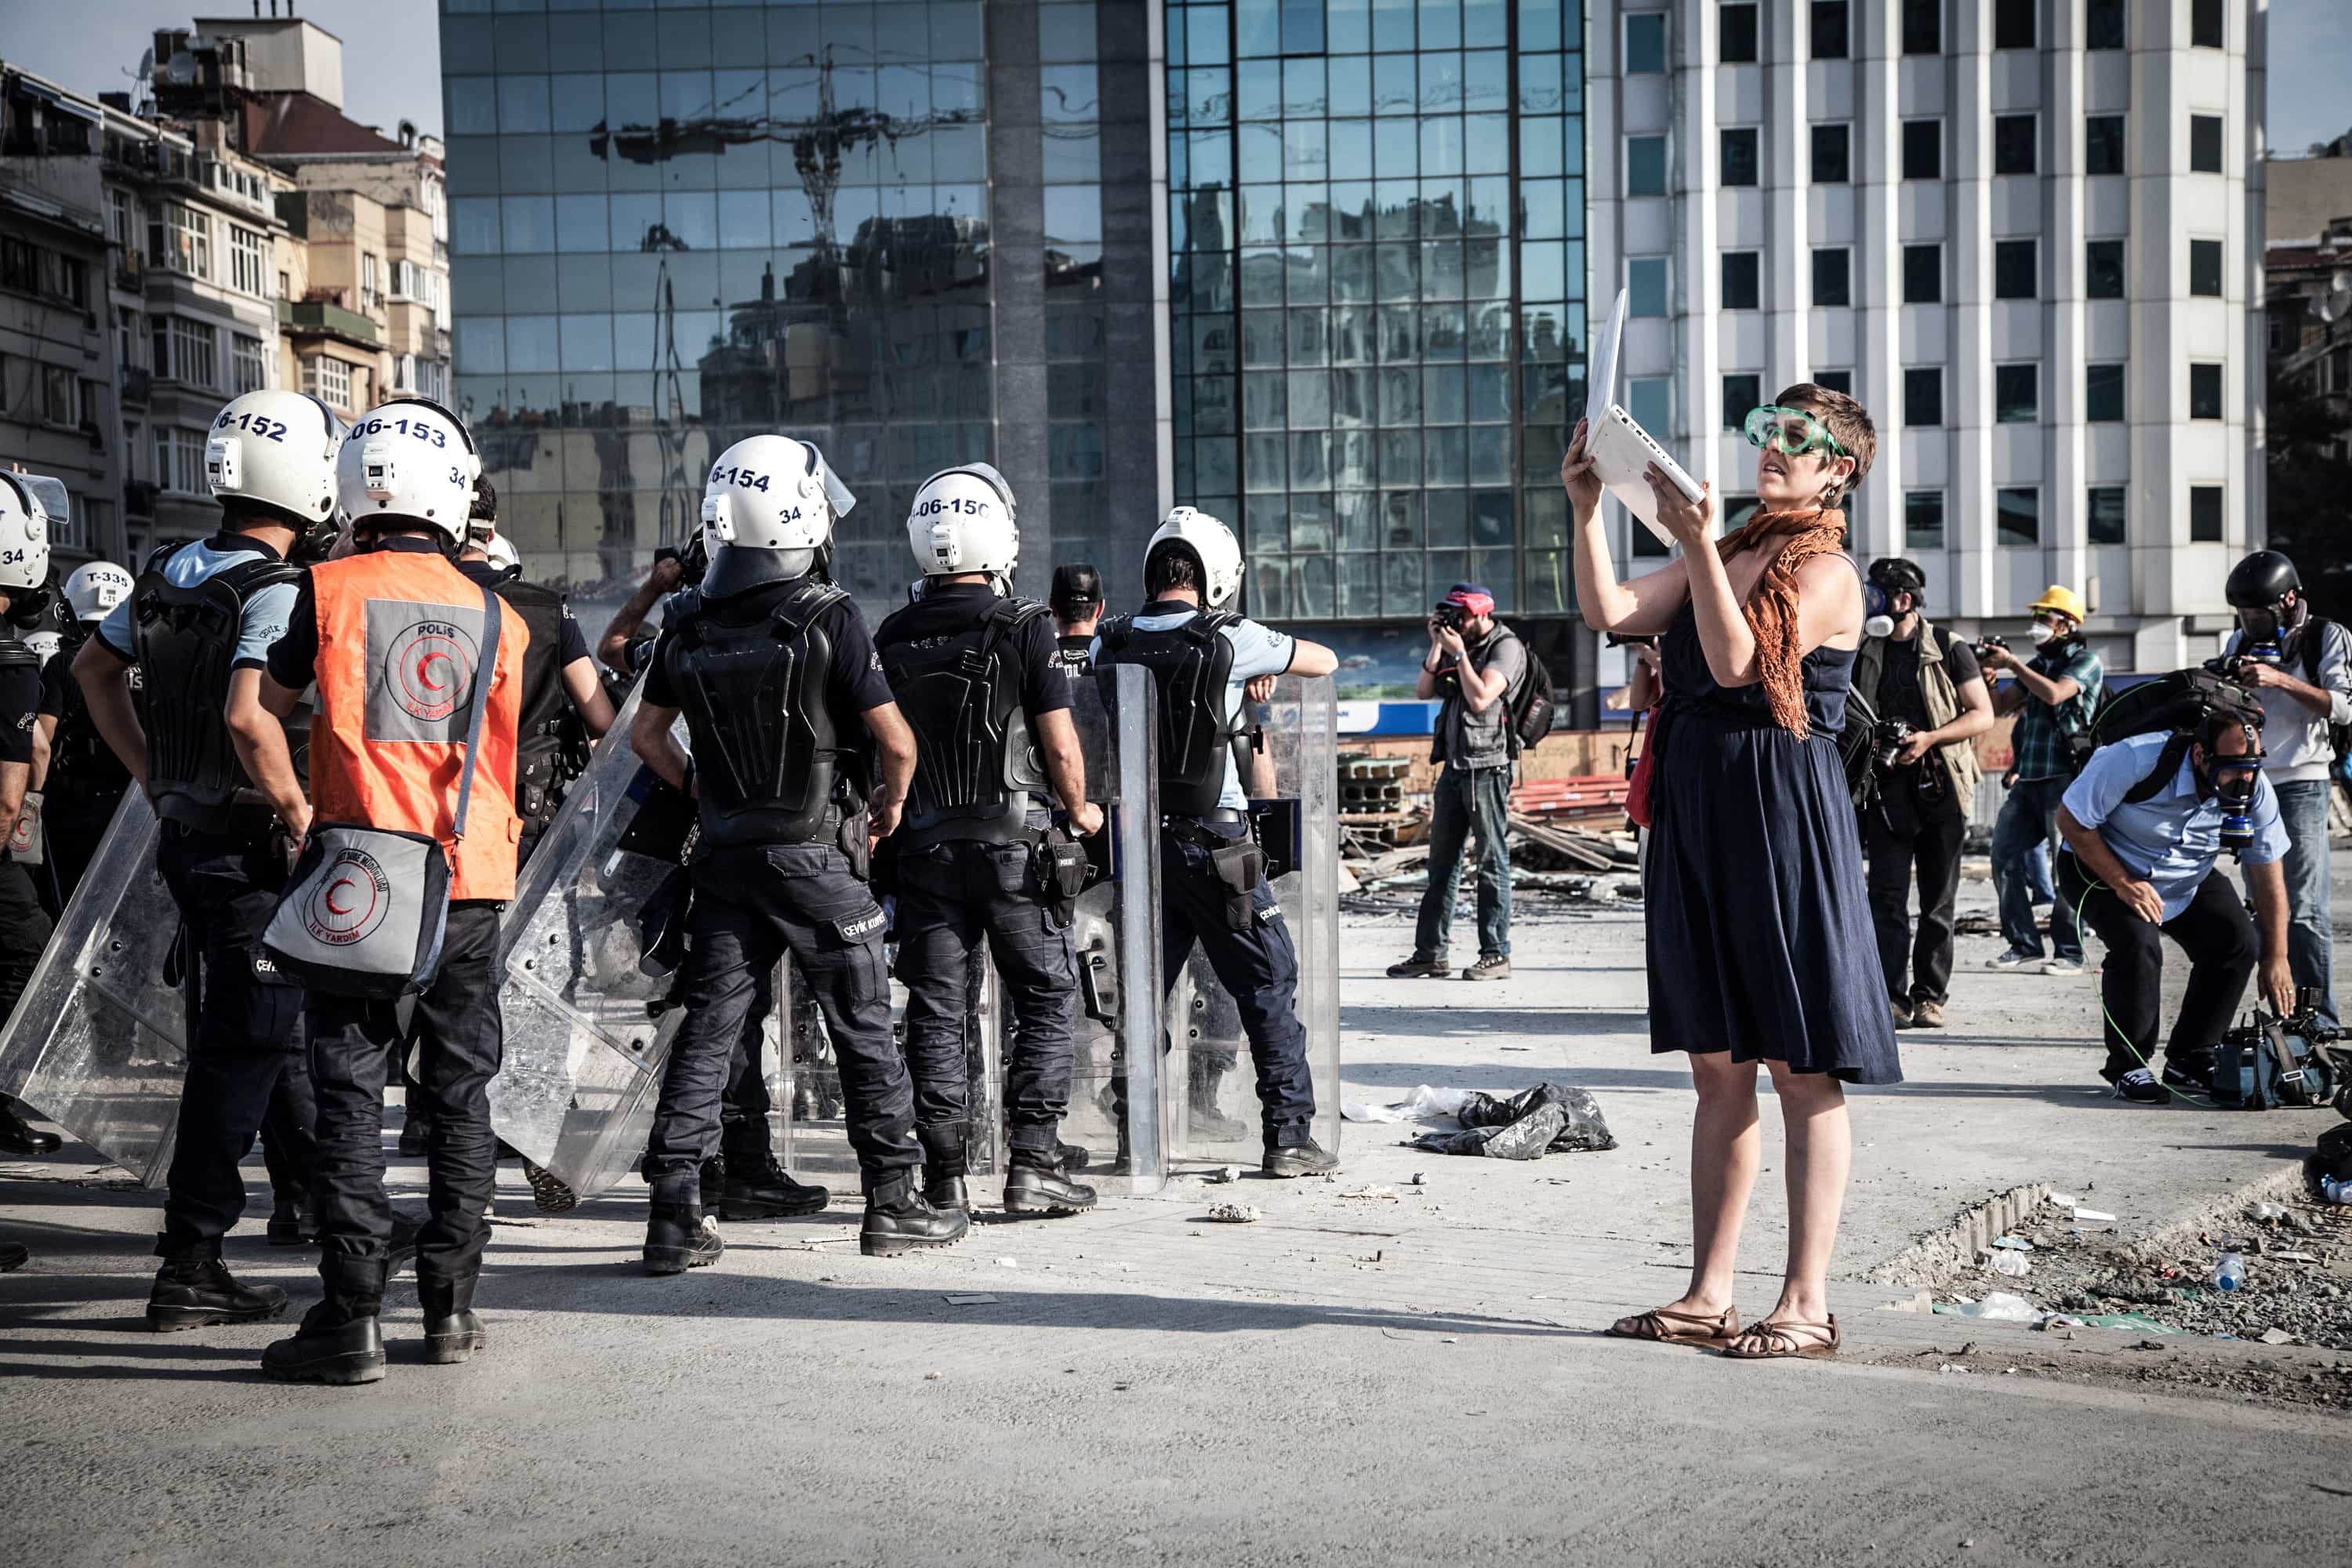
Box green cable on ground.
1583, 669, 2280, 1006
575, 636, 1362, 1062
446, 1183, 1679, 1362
2067, 871, 2223, 1110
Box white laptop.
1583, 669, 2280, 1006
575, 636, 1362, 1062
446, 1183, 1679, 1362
1582, 288, 1708, 547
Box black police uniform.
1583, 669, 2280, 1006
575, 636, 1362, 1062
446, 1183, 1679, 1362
1053, 633, 1094, 677
640, 572, 923, 1218
35, 627, 136, 913
1097, 601, 1319, 1156
875, 584, 1083, 1189
0, 632, 57, 1155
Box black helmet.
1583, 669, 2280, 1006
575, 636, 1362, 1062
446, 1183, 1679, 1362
1867, 557, 1926, 596
1050, 561, 1102, 619
2226, 550, 2300, 609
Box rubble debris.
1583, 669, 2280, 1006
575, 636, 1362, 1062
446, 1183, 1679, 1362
1335, 1185, 1399, 1201
1204, 1203, 1262, 1224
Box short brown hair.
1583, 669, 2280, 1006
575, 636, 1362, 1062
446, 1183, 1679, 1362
1776, 382, 1876, 506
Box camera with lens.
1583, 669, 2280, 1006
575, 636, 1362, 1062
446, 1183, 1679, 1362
2211, 992, 2352, 1115
1432, 601, 1468, 632
1870, 717, 1916, 775
1971, 633, 2008, 661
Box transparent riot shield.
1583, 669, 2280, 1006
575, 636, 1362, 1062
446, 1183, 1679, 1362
1162, 673, 1341, 1167
0, 793, 186, 1185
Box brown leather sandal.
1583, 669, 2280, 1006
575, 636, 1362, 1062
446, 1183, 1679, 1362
1719, 1315, 1840, 1359
1603, 1305, 1740, 1345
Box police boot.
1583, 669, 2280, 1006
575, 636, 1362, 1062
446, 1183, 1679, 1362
699, 1156, 725, 1211
147, 1254, 291, 1332
643, 1202, 724, 1276
263, 1301, 386, 1386
719, 1156, 830, 1221
1188, 1055, 1253, 1143
1004, 1146, 1097, 1217
919, 1125, 970, 1214
0, 1098, 61, 1155
418, 1272, 487, 1366
860, 1185, 969, 1258
1261, 1137, 1340, 1179
267, 1197, 317, 1247
397, 1113, 433, 1159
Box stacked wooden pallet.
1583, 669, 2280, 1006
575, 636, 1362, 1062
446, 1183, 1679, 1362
1509, 775, 1632, 822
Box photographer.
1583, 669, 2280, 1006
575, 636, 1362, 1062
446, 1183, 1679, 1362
1388, 583, 1528, 982
2056, 705, 2294, 1102
1980, 585, 2103, 975
2216, 550, 2350, 1028
1853, 560, 1993, 1028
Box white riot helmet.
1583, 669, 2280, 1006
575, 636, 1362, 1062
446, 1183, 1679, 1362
206, 389, 342, 546
481, 532, 519, 573
0, 472, 56, 596
335, 395, 481, 548
64, 561, 135, 623
699, 436, 855, 554
907, 463, 1018, 588
24, 630, 60, 666
1146, 506, 1244, 609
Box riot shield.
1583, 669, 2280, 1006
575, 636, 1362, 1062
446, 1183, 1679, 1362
0, 793, 186, 1185
1162, 673, 1341, 1167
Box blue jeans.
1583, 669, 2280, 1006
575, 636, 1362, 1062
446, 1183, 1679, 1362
2274, 778, 2337, 1027
1991, 775, 2081, 960
1413, 763, 1514, 960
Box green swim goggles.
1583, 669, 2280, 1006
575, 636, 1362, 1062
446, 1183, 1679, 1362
1743, 405, 1850, 459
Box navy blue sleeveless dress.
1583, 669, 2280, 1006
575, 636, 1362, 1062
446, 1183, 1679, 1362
1642, 596, 1903, 1083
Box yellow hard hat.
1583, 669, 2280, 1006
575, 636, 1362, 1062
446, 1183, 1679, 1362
2029, 584, 2086, 622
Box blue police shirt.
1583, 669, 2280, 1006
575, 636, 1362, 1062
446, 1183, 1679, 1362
2060, 731, 2289, 921
1093, 602, 1295, 810
96, 535, 298, 671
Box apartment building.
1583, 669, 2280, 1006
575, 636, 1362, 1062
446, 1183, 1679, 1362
1588, 0, 2265, 672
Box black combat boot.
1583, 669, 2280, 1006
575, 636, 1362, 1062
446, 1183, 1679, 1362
1189, 1054, 1253, 1142
397, 1114, 432, 1158
1004, 1147, 1098, 1217
1261, 1138, 1339, 1178
0, 1096, 60, 1154
2, 1240, 30, 1272
919, 1124, 970, 1214
1056, 1141, 1091, 1174
860, 1183, 969, 1257
263, 1301, 386, 1385
643, 1202, 724, 1276
147, 1255, 291, 1331
418, 1272, 487, 1366
718, 1156, 830, 1220
699, 1156, 725, 1210
267, 1197, 316, 1247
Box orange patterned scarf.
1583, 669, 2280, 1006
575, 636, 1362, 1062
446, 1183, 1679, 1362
1713, 507, 1849, 739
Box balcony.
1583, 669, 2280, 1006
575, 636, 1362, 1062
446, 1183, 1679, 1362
278, 297, 378, 348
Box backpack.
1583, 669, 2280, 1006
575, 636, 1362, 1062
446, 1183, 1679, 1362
1835, 687, 1884, 808
2080, 666, 2265, 804
1508, 634, 1556, 756
2293, 617, 2352, 771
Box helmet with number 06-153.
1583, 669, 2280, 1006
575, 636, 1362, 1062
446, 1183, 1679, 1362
1146, 506, 1245, 608
205, 389, 342, 532
906, 463, 1019, 583
0, 472, 54, 593
64, 561, 136, 623
335, 395, 481, 546
699, 435, 855, 554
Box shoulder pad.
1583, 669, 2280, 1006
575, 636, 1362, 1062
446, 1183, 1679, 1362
1097, 615, 1131, 652
145, 538, 194, 574
1189, 609, 1241, 641
219, 557, 306, 599
493, 575, 564, 608
666, 587, 704, 623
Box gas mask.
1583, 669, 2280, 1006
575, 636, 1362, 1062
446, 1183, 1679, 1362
4, 580, 53, 630
1862, 583, 1896, 641
2198, 735, 2265, 858
2237, 601, 2299, 663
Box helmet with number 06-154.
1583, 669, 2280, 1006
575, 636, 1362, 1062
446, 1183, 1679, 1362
1146, 506, 1245, 608
64, 561, 135, 623
335, 395, 481, 547
906, 463, 1019, 583
0, 472, 55, 593
699, 435, 855, 554
205, 389, 342, 533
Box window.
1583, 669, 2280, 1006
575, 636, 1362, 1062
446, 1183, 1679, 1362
2189, 361, 2223, 419
1905, 491, 1947, 549
1902, 120, 1942, 180
2087, 0, 2125, 48
2190, 485, 2224, 543
2190, 238, 2224, 298
1811, 1, 1849, 60
393, 258, 427, 300
162, 317, 218, 390
228, 224, 266, 296
2193, 0, 2225, 49
1902, 244, 1942, 303
0, 237, 31, 293
1996, 363, 2038, 423
116, 307, 143, 369
231, 334, 266, 395
1721, 3, 1759, 63
2085, 116, 2125, 176
2088, 486, 2127, 545
42, 365, 80, 426
1902, 0, 1940, 54
1994, 0, 2035, 50
2086, 363, 2125, 423
1998, 488, 2040, 545
151, 204, 211, 279
2190, 115, 2223, 175
107, 187, 133, 251
1904, 368, 1943, 426
1994, 239, 2038, 299
1813, 247, 1851, 307
1628, 257, 1669, 318
157, 427, 207, 494
1813, 370, 1853, 395
278, 270, 291, 300
1721, 127, 1760, 187
1994, 115, 2037, 176
1812, 124, 1851, 184
1628, 378, 1671, 434
360, 252, 382, 314
1627, 136, 1668, 197
1722, 252, 1761, 310
303, 354, 352, 410
2087, 239, 2125, 299
1626, 13, 1668, 74
1722, 373, 1762, 429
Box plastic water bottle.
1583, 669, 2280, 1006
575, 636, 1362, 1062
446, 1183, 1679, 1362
2321, 1175, 2352, 1207
2213, 1249, 2247, 1292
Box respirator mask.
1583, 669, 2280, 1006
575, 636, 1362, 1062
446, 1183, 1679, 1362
1863, 582, 1896, 641
2200, 734, 2266, 858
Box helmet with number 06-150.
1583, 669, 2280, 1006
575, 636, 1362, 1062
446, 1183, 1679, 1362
205, 389, 342, 532
336, 395, 481, 547
699, 435, 855, 555
1146, 506, 1245, 608
906, 463, 1019, 583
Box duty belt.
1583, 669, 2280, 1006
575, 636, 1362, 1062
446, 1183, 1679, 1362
1161, 808, 1248, 849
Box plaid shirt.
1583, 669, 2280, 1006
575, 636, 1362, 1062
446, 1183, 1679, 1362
2009, 643, 2104, 782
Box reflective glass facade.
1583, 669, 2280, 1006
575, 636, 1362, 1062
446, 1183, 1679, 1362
1167, 0, 1586, 618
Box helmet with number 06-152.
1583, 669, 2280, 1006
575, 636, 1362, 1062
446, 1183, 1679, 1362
1146, 506, 1245, 608
335, 395, 481, 546
699, 435, 855, 554
0, 472, 55, 593
205, 389, 342, 531
64, 561, 135, 623
906, 463, 1019, 583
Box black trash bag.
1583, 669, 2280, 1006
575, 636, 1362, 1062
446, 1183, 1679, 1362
1406, 1102, 1566, 1160
1452, 1082, 1617, 1153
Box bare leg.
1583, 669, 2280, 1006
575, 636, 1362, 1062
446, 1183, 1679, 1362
1760, 1062, 1850, 1327
1613, 1051, 1760, 1330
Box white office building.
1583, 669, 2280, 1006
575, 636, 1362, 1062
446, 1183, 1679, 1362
1588, 0, 2265, 670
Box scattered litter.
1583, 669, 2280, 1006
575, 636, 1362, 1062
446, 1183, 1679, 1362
1336, 1185, 1399, 1201
2251, 1202, 2289, 1223
924, 1372, 941, 1381
996, 1258, 1019, 1268
1203, 1166, 1239, 1185
1879, 1289, 1933, 1313
1409, 1171, 1426, 1186
1341, 1085, 1472, 1124
1933, 1292, 2039, 1323
1937, 1363, 1972, 1374
2072, 1207, 2116, 1224
1406, 1082, 1616, 1160
1991, 1236, 2034, 1251
1498, 1045, 1530, 1052
2078, 1313, 2180, 1335
1205, 1203, 1262, 1224
944, 1294, 1000, 1305
2046, 1189, 2078, 1208
1987, 1250, 2032, 1279
2272, 1250, 2320, 1263
2261, 1327, 2299, 1346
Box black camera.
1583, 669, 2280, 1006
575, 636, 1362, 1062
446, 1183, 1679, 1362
1432, 601, 1468, 631
1971, 633, 2008, 660
1871, 717, 1915, 775
2212, 993, 2352, 1114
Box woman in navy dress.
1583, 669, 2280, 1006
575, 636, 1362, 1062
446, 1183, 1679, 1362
1566, 383, 1900, 1360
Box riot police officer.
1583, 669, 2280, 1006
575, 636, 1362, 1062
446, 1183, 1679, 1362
33, 561, 138, 913
0, 474, 59, 1160
876, 467, 1104, 1216
1050, 562, 1103, 677
630, 436, 951, 1268
1097, 509, 1342, 1176
72, 390, 339, 1328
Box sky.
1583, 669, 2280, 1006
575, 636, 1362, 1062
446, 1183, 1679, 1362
0, 0, 2343, 159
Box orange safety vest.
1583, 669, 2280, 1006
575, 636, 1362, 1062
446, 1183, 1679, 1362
306, 546, 528, 902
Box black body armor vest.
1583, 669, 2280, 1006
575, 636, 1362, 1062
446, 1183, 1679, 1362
45, 632, 134, 797
659, 578, 864, 850
492, 575, 572, 832
876, 595, 1051, 848
1095, 609, 1243, 817
132, 543, 303, 833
